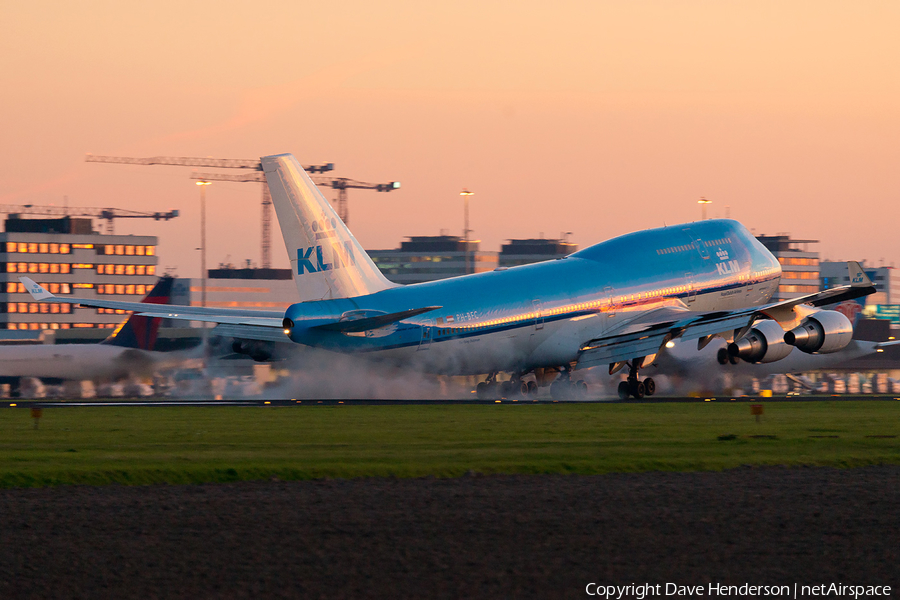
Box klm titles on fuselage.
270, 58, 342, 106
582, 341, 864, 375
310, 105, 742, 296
297, 241, 356, 274
716, 259, 741, 276
713, 248, 740, 276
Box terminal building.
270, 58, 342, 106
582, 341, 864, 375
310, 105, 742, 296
498, 238, 577, 268
0, 216, 158, 331
755, 234, 820, 301
169, 266, 298, 313
368, 235, 576, 284
368, 236, 496, 284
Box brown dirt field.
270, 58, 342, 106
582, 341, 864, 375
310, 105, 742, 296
1, 466, 897, 599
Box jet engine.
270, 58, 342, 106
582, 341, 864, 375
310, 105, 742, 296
727, 319, 793, 363
783, 310, 853, 354
231, 339, 273, 362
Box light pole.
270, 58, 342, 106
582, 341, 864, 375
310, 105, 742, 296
196, 181, 211, 309
698, 197, 711, 220
460, 189, 474, 274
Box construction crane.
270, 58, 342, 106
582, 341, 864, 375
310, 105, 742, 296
0, 204, 179, 234
85, 154, 333, 268
312, 176, 401, 227
189, 172, 401, 261
85, 154, 334, 173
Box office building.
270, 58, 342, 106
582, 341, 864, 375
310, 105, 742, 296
368, 236, 497, 284
170, 267, 298, 312
1, 217, 158, 331
499, 238, 577, 268
755, 234, 820, 301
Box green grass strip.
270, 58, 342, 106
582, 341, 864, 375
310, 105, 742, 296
0, 401, 898, 487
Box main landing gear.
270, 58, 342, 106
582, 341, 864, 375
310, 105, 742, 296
476, 372, 538, 400
549, 367, 588, 400
618, 362, 655, 400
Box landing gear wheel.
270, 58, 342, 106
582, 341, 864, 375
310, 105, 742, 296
643, 377, 656, 397
717, 348, 729, 365
526, 381, 538, 397
500, 381, 513, 398
728, 352, 740, 365
618, 381, 630, 400
629, 380, 645, 399
574, 380, 588, 399
476, 381, 489, 400
514, 380, 529, 398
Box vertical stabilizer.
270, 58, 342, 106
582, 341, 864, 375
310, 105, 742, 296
261, 153, 396, 301
101, 276, 174, 350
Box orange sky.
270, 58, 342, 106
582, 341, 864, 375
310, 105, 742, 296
2, 1, 898, 276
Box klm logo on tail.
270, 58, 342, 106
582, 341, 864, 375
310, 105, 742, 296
297, 242, 357, 274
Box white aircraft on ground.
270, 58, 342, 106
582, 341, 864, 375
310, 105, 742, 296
1, 277, 176, 391
22, 153, 876, 399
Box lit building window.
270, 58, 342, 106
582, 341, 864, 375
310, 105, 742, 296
39, 243, 49, 253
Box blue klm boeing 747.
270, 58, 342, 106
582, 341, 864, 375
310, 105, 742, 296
22, 153, 875, 399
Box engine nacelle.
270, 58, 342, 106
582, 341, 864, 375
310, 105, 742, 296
231, 339, 273, 362
783, 310, 853, 354
727, 319, 793, 364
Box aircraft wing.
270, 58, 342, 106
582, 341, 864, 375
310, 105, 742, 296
576, 261, 876, 370
20, 277, 285, 329
576, 306, 757, 369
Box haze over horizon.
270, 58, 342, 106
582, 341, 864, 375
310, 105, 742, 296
2, 1, 898, 277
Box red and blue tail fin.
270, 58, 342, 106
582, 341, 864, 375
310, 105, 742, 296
101, 276, 174, 350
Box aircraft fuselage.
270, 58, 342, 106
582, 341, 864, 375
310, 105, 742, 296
284, 219, 782, 375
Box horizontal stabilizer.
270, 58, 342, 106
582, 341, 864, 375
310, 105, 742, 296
315, 306, 442, 333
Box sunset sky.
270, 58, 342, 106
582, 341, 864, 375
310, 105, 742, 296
2, 1, 898, 276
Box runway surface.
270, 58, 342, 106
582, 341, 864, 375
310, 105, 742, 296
1, 466, 896, 599
3, 394, 899, 407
